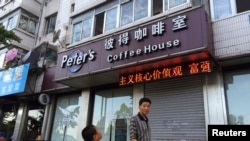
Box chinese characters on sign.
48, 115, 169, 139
0, 63, 30, 96
104, 14, 187, 50
119, 60, 211, 86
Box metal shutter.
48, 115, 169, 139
145, 75, 206, 141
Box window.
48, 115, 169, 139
19, 15, 37, 34
72, 11, 94, 43
92, 87, 133, 141
94, 12, 105, 36
6, 17, 14, 30
71, 0, 194, 43
120, 1, 133, 26
72, 22, 82, 43
105, 7, 118, 32
164, 0, 189, 11
169, 0, 188, 8
153, 0, 163, 16
134, 0, 148, 20
235, 0, 250, 13
211, 0, 250, 20
71, 3, 75, 13
6, 15, 18, 30
50, 94, 82, 141
211, 0, 233, 20
45, 14, 57, 34
120, 0, 148, 26
224, 67, 250, 124
82, 18, 93, 38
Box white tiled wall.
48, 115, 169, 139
213, 12, 250, 59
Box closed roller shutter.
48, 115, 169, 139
145, 75, 206, 141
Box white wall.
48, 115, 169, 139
12, 28, 35, 50
37, 0, 71, 51
0, 0, 41, 18
203, 68, 227, 125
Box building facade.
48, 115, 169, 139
0, 0, 250, 141
0, 0, 48, 140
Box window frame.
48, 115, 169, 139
210, 0, 250, 21
91, 86, 133, 141
223, 66, 250, 125
70, 0, 194, 44
44, 13, 57, 35
104, 6, 118, 32
72, 22, 83, 43
71, 11, 94, 43
120, 1, 134, 26
18, 15, 37, 34
6, 15, 18, 30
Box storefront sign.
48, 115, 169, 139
0, 63, 30, 96
61, 17, 185, 72
54, 7, 212, 86
119, 60, 212, 86
61, 49, 96, 72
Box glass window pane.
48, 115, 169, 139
165, 0, 169, 11
12, 15, 18, 29
50, 94, 81, 141
72, 22, 82, 43
27, 20, 36, 34
19, 16, 28, 31
169, 0, 188, 8
93, 87, 133, 141
47, 15, 57, 34
224, 68, 250, 124
7, 17, 13, 30
213, 0, 232, 20
105, 7, 117, 31
134, 0, 148, 20
121, 1, 133, 26
82, 18, 92, 38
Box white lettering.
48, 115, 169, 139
60, 49, 96, 68
107, 40, 181, 63
212, 129, 247, 137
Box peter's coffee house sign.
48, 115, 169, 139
56, 7, 212, 84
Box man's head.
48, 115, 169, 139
82, 125, 102, 141
139, 97, 151, 117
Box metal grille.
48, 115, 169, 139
145, 75, 206, 141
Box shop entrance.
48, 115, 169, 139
92, 86, 133, 141
0, 98, 19, 141
21, 100, 45, 141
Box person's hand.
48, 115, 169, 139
131, 139, 137, 141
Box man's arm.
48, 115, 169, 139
130, 116, 138, 141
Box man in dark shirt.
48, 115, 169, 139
130, 97, 151, 141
